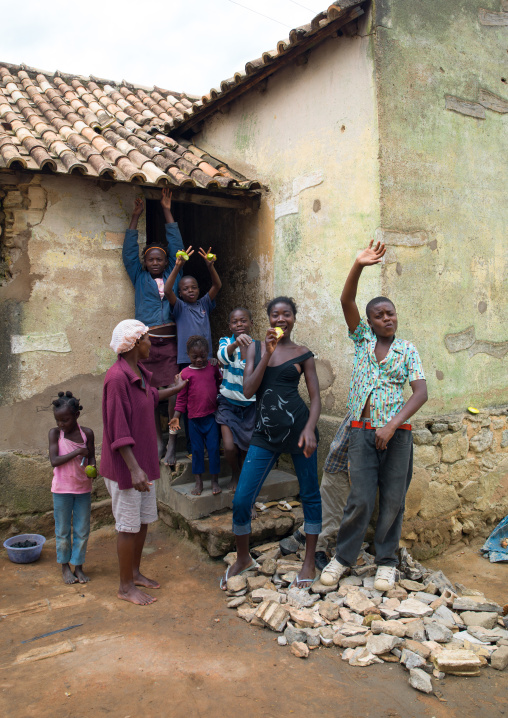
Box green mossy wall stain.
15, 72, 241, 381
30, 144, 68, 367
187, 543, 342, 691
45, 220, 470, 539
234, 113, 259, 154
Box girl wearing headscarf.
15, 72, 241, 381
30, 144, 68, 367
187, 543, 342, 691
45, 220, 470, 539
100, 320, 187, 606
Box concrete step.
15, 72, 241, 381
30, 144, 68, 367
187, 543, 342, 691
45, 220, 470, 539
156, 465, 299, 521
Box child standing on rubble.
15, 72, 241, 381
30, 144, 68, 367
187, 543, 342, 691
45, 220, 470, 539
320, 240, 428, 591
49, 391, 96, 585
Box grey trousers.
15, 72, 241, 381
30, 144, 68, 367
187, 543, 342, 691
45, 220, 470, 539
301, 469, 350, 553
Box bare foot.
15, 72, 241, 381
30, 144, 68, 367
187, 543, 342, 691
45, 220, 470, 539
133, 570, 160, 589
73, 565, 90, 583
220, 556, 257, 588
211, 475, 222, 495
296, 560, 316, 586
226, 477, 239, 492
62, 563, 78, 584
191, 476, 203, 496
117, 585, 157, 605
251, 505, 257, 520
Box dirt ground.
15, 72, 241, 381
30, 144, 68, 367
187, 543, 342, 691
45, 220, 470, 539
1, 523, 507, 718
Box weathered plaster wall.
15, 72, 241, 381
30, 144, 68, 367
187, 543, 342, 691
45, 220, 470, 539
374, 0, 508, 414
0, 172, 144, 531
194, 21, 381, 439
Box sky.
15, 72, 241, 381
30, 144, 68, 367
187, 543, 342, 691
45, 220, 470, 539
1, 0, 328, 96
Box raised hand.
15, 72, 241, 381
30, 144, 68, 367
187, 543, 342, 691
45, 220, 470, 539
357, 239, 386, 266
198, 246, 216, 266
132, 197, 144, 217
175, 245, 194, 268
161, 187, 172, 210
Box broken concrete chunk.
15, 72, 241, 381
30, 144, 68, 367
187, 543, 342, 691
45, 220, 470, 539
460, 611, 498, 630
366, 633, 403, 655
398, 598, 433, 618
433, 649, 482, 675
226, 575, 247, 593
399, 579, 425, 592
401, 648, 426, 670
371, 620, 406, 638
291, 641, 309, 658
277, 635, 287, 646
318, 601, 340, 622
424, 570, 454, 593
386, 587, 408, 600
425, 622, 454, 643
409, 668, 433, 694
237, 605, 258, 622
288, 607, 322, 629
284, 624, 308, 644
414, 591, 437, 605
251, 588, 282, 604
247, 576, 271, 591
403, 639, 432, 659
259, 559, 277, 576
286, 587, 321, 609
432, 604, 457, 628
255, 600, 289, 632
453, 598, 502, 613
491, 646, 508, 671
348, 647, 383, 667
311, 578, 339, 594
339, 622, 370, 637
276, 559, 303, 574
333, 633, 369, 648
303, 628, 321, 647
344, 591, 376, 616
340, 575, 363, 587
226, 596, 247, 608
404, 620, 426, 641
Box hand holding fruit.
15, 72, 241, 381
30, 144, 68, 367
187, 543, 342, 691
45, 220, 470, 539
199, 246, 217, 265
85, 465, 97, 479
265, 328, 279, 355
175, 246, 194, 266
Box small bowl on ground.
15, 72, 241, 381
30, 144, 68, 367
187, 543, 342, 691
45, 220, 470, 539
3, 534, 46, 564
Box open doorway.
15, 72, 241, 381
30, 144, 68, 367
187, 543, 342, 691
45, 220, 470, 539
145, 194, 264, 349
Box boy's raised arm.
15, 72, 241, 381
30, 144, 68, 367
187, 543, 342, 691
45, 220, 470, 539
198, 247, 222, 301
341, 240, 386, 333
164, 248, 193, 305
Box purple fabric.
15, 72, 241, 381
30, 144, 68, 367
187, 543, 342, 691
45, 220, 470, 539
172, 293, 215, 364
174, 363, 222, 419
100, 356, 160, 490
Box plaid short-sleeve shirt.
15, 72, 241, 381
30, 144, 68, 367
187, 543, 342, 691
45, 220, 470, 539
347, 319, 426, 427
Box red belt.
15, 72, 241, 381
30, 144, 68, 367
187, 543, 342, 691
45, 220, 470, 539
351, 420, 412, 431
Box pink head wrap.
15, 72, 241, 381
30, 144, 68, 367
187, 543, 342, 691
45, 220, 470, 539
110, 320, 149, 354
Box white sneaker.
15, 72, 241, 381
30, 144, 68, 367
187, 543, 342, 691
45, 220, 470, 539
319, 557, 349, 586
374, 565, 396, 591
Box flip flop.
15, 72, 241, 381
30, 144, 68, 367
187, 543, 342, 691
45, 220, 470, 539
288, 574, 318, 590
220, 559, 260, 591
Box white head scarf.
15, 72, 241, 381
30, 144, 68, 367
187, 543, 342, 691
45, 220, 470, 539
110, 320, 149, 354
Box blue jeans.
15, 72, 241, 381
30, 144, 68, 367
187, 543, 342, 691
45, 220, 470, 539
188, 414, 221, 474
334, 426, 413, 567
53, 493, 91, 566
232, 445, 322, 536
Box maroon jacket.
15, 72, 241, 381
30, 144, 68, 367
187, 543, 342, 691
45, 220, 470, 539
100, 356, 159, 489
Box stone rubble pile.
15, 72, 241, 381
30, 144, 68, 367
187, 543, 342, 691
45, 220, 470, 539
223, 544, 508, 694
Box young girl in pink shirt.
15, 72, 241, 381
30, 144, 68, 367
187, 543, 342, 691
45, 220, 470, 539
170, 336, 222, 496
49, 391, 96, 585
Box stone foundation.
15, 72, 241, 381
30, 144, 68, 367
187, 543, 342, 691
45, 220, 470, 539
402, 406, 508, 560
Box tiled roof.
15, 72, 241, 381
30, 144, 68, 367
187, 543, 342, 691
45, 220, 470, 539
0, 64, 260, 190
172, 1, 367, 133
